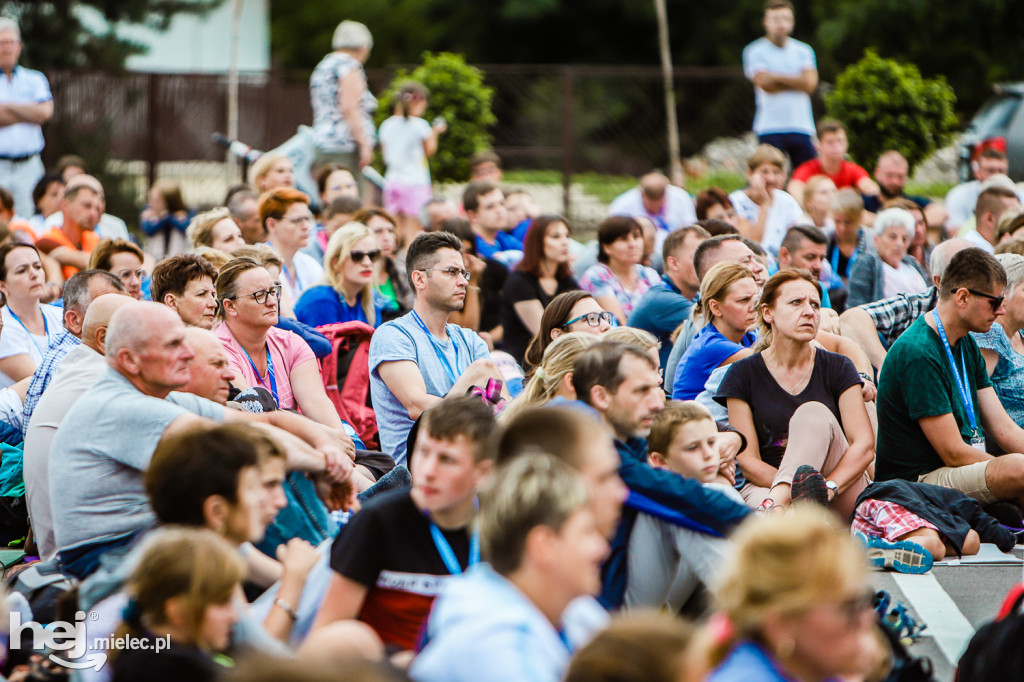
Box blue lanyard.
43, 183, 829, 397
428, 520, 479, 575
410, 310, 460, 385
8, 306, 49, 356
830, 240, 859, 279
240, 344, 279, 406
933, 312, 978, 435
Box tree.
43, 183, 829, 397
826, 50, 957, 172
376, 52, 496, 182
1, 0, 224, 71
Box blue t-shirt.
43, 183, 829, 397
673, 324, 756, 401
368, 312, 489, 465
627, 275, 696, 368
511, 218, 531, 244
294, 284, 383, 329
475, 231, 522, 260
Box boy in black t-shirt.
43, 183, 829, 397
311, 396, 497, 653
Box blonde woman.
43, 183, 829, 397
673, 262, 758, 401
500, 332, 598, 422
604, 326, 660, 368
187, 207, 246, 253
706, 506, 879, 682
295, 223, 383, 328
248, 152, 295, 194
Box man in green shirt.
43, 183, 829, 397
877, 247, 1024, 506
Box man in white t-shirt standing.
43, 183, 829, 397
0, 18, 52, 218
742, 0, 818, 169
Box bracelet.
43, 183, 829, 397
467, 285, 481, 293
274, 598, 299, 621
858, 371, 874, 384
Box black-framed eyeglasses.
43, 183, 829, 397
226, 285, 282, 304
963, 288, 1005, 311
421, 266, 471, 281
563, 311, 617, 328
350, 249, 382, 263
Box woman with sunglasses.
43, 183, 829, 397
706, 506, 880, 682
522, 291, 614, 371
215, 257, 344, 427
296, 223, 385, 328
500, 215, 580, 364
351, 207, 412, 318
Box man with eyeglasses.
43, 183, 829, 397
369, 232, 506, 466
876, 248, 1024, 511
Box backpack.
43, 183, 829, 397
955, 583, 1024, 680
316, 321, 378, 449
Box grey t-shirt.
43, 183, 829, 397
50, 368, 225, 552
369, 312, 489, 466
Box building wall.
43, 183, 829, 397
78, 0, 270, 74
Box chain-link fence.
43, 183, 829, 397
44, 65, 751, 229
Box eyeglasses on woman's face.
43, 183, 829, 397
563, 311, 617, 328
227, 284, 282, 305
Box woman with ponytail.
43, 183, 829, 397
111, 528, 245, 682
500, 332, 598, 422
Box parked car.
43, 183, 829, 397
959, 83, 1024, 182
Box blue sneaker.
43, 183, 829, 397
854, 531, 934, 574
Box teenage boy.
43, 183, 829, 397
411, 452, 608, 682
786, 119, 879, 202
312, 396, 497, 653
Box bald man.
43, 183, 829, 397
47, 303, 355, 577
24, 293, 136, 560
180, 327, 234, 405
607, 170, 697, 235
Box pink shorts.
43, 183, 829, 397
383, 182, 432, 217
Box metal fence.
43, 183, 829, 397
44, 64, 751, 227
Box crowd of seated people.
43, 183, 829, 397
5, 16, 1024, 682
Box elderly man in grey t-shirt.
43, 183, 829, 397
48, 302, 354, 578
369, 232, 506, 466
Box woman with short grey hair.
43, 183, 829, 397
975, 253, 1024, 424
310, 20, 377, 183
847, 207, 929, 307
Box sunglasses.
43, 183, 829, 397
351, 249, 382, 263
963, 288, 1004, 311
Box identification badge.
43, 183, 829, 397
970, 433, 986, 452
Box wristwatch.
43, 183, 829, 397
825, 479, 838, 500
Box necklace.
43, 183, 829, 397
764, 346, 815, 394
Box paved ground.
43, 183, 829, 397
870, 546, 1024, 681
